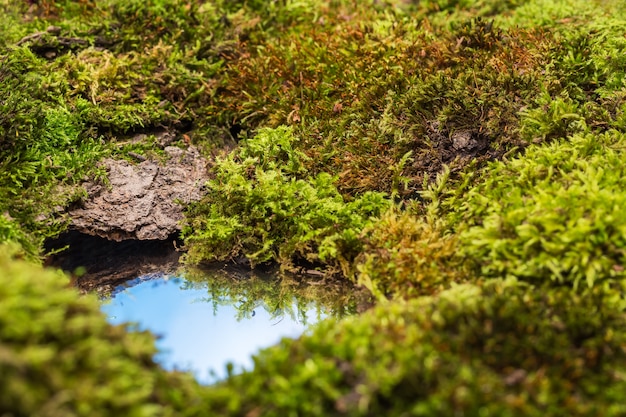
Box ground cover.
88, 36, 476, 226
0, 244, 208, 417
1, 0, 626, 415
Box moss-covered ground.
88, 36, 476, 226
2, 0, 626, 415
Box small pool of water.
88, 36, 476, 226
101, 274, 325, 384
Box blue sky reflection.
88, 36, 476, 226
100, 276, 322, 384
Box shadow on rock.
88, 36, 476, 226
45, 231, 181, 294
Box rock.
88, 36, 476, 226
69, 146, 208, 241
451, 130, 477, 151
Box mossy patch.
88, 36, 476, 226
182, 126, 391, 276
448, 131, 626, 290
0, 47, 108, 254
0, 244, 207, 416
2, 0, 626, 416
356, 208, 465, 300
203, 280, 626, 416
211, 8, 549, 194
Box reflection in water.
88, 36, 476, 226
101, 272, 333, 384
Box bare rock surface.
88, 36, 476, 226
69, 146, 208, 241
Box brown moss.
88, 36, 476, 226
356, 209, 465, 300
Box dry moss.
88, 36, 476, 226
356, 209, 464, 300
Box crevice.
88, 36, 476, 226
44, 231, 181, 293
229, 123, 243, 142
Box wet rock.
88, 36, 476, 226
69, 146, 208, 241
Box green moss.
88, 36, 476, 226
356, 208, 465, 300
0, 0, 227, 253
204, 280, 626, 416
414, 2, 626, 294
0, 47, 108, 254
0, 244, 207, 416
446, 131, 626, 290
203, 3, 552, 194
2, 0, 626, 415
182, 126, 391, 275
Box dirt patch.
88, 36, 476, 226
69, 145, 208, 241
423, 121, 492, 169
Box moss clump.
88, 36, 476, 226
182, 126, 391, 275
447, 131, 626, 289
212, 7, 548, 194
0, 47, 108, 254
355, 208, 464, 300
0, 244, 206, 416
203, 280, 626, 416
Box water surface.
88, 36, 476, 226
101, 273, 325, 383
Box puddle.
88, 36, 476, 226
100, 272, 331, 384
46, 225, 372, 384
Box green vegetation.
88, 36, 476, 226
0, 46, 108, 255
356, 207, 464, 300
0, 244, 207, 416
182, 126, 390, 276
2, 0, 626, 415
453, 131, 626, 290
204, 280, 626, 416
